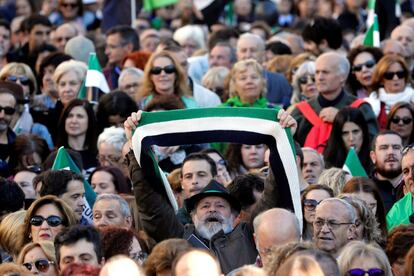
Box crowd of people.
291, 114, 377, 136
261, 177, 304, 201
2, 0, 414, 275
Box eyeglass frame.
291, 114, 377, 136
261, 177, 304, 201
313, 218, 355, 231
97, 154, 122, 165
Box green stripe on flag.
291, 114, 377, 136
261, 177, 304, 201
343, 147, 367, 177
144, 0, 177, 11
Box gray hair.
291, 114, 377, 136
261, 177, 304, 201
237, 33, 265, 51
173, 25, 206, 50
118, 67, 144, 84
94, 193, 131, 218
291, 61, 316, 105
53, 59, 87, 84
97, 126, 127, 152
212, 41, 237, 64
301, 147, 324, 168
317, 52, 350, 78
317, 198, 356, 223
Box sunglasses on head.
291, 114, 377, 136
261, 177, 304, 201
6, 75, 30, 86
29, 215, 63, 227
150, 65, 176, 75
0, 106, 16, 115
352, 60, 376, 72
298, 75, 315, 85
23, 259, 55, 273
303, 199, 322, 211
347, 268, 385, 276
383, 70, 406, 80
391, 116, 413, 125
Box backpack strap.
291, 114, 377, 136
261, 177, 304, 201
296, 101, 324, 126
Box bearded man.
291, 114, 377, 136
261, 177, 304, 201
370, 130, 403, 212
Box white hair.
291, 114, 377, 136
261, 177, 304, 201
317, 52, 350, 77
97, 126, 127, 152
173, 25, 206, 50
237, 33, 266, 51
118, 67, 144, 84
301, 147, 324, 168
94, 193, 131, 218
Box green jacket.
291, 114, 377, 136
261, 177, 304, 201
386, 192, 413, 231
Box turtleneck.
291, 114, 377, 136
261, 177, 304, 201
317, 90, 345, 108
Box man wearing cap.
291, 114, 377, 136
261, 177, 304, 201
124, 110, 297, 274
0, 81, 23, 177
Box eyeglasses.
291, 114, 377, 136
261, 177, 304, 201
313, 219, 354, 230
298, 75, 315, 85
352, 60, 376, 72
23, 259, 55, 273
6, 75, 30, 85
29, 215, 63, 227
347, 268, 385, 276
123, 82, 140, 91
97, 154, 122, 165
61, 3, 78, 8
391, 116, 413, 125
150, 65, 176, 75
303, 199, 322, 211
55, 36, 72, 42
383, 70, 406, 80
130, 251, 148, 262
402, 143, 414, 156
0, 106, 16, 115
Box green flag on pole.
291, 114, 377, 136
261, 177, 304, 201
77, 79, 87, 99
343, 147, 368, 177
144, 0, 177, 11
363, 14, 380, 47
52, 146, 96, 223
85, 53, 109, 93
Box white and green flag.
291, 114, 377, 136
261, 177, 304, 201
52, 146, 96, 223
343, 147, 368, 177
364, 0, 380, 48
85, 53, 109, 93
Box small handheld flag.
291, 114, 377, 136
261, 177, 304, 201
343, 147, 368, 177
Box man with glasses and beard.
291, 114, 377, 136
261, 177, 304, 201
0, 81, 23, 177
369, 130, 403, 212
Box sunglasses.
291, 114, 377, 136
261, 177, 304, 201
61, 3, 78, 8
391, 116, 413, 125
0, 106, 16, 115
298, 75, 315, 85
6, 75, 30, 85
150, 65, 176, 75
23, 259, 55, 273
29, 215, 63, 227
383, 70, 406, 80
303, 199, 322, 211
352, 60, 376, 72
347, 268, 385, 276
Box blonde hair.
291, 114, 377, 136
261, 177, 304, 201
338, 241, 392, 276
228, 59, 266, 98
0, 62, 38, 94
202, 66, 230, 90
0, 210, 26, 258
16, 241, 57, 266
139, 51, 191, 98
274, 255, 324, 276
317, 167, 348, 196
53, 59, 87, 85
19, 195, 77, 246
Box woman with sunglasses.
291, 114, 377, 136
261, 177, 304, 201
139, 50, 196, 109
19, 195, 76, 246
347, 46, 383, 98
367, 55, 414, 129
301, 184, 334, 241
49, 0, 97, 32
338, 241, 392, 276
17, 241, 58, 276
289, 61, 318, 109
385, 102, 414, 147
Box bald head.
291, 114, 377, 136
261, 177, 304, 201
237, 33, 266, 63
53, 23, 78, 52
253, 208, 301, 266
391, 25, 414, 57
381, 39, 406, 57
173, 250, 222, 276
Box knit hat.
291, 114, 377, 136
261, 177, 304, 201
185, 180, 241, 213
64, 35, 96, 64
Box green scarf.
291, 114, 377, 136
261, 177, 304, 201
221, 96, 269, 108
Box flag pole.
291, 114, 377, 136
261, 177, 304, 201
131, 0, 136, 28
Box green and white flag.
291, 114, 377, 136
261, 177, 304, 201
144, 0, 177, 11
363, 14, 380, 47
343, 147, 367, 177
52, 146, 96, 223
85, 53, 109, 93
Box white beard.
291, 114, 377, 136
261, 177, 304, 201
193, 212, 234, 240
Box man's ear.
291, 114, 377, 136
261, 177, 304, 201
318, 39, 329, 51
125, 42, 134, 53
347, 224, 357, 240
126, 215, 133, 228
370, 150, 376, 164
100, 257, 105, 266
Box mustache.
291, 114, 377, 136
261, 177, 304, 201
203, 213, 224, 224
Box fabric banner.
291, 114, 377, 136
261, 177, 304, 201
131, 108, 302, 224
52, 146, 96, 223
343, 147, 368, 177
